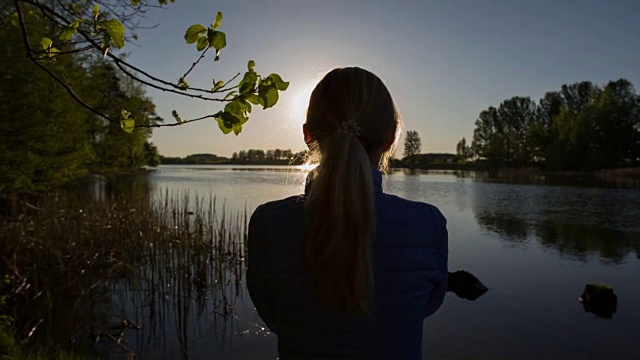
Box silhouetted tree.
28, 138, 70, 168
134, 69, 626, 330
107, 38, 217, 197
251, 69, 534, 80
456, 137, 473, 162
468, 79, 639, 170
403, 131, 421, 158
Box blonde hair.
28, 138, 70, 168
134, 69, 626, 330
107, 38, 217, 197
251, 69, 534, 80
304, 67, 399, 314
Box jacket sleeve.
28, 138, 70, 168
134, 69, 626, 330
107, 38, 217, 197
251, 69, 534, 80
246, 205, 278, 333
425, 209, 449, 318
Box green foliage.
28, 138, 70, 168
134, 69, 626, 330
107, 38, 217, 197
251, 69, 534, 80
1, 0, 291, 205
144, 142, 160, 167
40, 37, 52, 50
0, 18, 161, 203
58, 20, 81, 42
215, 61, 289, 135
469, 80, 640, 170
0, 23, 95, 202
100, 19, 125, 48
10, 1, 289, 139
212, 11, 223, 30
184, 24, 206, 44
207, 29, 226, 59
184, 17, 226, 60
120, 109, 135, 133
171, 109, 183, 123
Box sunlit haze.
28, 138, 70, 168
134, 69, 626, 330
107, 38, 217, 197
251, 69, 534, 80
125, 0, 640, 158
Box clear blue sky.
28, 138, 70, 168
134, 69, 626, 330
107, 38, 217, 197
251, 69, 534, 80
125, 0, 640, 158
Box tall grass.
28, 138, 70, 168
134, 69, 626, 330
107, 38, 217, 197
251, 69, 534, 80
0, 189, 249, 358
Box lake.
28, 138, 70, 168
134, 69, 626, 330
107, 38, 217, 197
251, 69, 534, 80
102, 165, 640, 360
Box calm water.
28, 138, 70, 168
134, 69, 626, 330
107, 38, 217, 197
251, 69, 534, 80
105, 165, 640, 360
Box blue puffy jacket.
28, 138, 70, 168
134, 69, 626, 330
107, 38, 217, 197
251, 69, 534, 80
247, 170, 448, 359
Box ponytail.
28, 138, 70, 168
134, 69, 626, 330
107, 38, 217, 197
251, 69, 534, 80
305, 131, 374, 314
303, 67, 399, 315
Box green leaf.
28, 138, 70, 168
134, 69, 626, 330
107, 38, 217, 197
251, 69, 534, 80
259, 87, 279, 109
121, 109, 131, 118
177, 78, 189, 90
266, 73, 289, 91
41, 37, 52, 50
238, 71, 258, 95
102, 19, 125, 48
212, 11, 223, 30
225, 100, 245, 117
242, 98, 252, 113
59, 26, 77, 42
130, 0, 140, 5
246, 94, 260, 105
224, 91, 238, 100
184, 24, 206, 44
247, 60, 256, 72
171, 110, 182, 123
213, 80, 224, 91
8, 12, 18, 28
92, 4, 100, 19
207, 29, 226, 52
217, 117, 232, 134
196, 36, 208, 51
232, 124, 242, 135
120, 118, 135, 133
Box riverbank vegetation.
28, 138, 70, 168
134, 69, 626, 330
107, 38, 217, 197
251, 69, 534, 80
0, 11, 161, 212
457, 79, 640, 171
0, 188, 247, 358
1, 0, 289, 212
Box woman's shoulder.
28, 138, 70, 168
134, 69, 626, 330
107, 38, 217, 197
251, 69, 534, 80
251, 195, 306, 222
378, 193, 446, 226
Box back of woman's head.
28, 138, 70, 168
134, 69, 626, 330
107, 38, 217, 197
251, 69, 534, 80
304, 67, 399, 315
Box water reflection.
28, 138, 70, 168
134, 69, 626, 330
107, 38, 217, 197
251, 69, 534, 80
72, 167, 640, 359
472, 182, 640, 263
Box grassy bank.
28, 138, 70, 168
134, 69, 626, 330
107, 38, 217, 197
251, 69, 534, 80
0, 190, 247, 358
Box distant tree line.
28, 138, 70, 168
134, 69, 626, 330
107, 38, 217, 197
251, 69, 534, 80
457, 79, 640, 170
160, 154, 227, 165
160, 149, 306, 165
231, 149, 305, 164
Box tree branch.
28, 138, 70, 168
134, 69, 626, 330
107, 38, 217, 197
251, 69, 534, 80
13, 0, 119, 125
23, 0, 239, 96
13, 0, 249, 130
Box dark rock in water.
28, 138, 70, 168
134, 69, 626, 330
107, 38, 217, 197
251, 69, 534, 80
447, 270, 489, 301
579, 283, 617, 319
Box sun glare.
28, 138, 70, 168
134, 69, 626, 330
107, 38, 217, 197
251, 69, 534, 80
287, 80, 316, 127
296, 163, 318, 172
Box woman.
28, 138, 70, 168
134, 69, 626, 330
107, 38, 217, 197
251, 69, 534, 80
247, 67, 448, 359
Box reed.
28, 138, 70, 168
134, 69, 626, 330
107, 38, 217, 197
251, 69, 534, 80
0, 189, 248, 358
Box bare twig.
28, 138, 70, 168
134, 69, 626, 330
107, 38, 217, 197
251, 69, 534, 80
181, 47, 209, 81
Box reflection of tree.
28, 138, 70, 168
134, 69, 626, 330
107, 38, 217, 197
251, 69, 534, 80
534, 222, 637, 263
475, 211, 640, 263
472, 183, 640, 263
475, 213, 529, 243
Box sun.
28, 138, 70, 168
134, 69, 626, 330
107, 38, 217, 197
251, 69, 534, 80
286, 80, 316, 127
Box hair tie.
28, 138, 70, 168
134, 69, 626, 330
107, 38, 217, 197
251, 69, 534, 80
336, 120, 361, 137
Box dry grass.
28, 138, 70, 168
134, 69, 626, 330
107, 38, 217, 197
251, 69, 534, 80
0, 190, 247, 357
